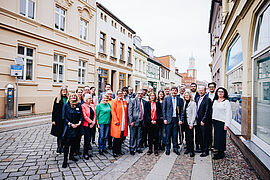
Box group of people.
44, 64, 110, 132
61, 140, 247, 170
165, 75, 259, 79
51, 82, 232, 168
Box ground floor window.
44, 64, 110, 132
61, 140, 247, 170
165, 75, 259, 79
135, 80, 140, 92
98, 68, 108, 96
253, 50, 270, 146
119, 72, 126, 90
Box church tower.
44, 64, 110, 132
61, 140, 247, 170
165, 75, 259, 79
187, 55, 197, 81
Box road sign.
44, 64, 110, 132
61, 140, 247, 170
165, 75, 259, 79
11, 65, 23, 77
15, 57, 24, 65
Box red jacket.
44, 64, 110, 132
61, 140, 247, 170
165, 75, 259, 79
81, 103, 96, 128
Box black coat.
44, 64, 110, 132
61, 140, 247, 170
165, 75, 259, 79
51, 97, 66, 137
195, 95, 212, 124
62, 102, 84, 139
145, 101, 162, 126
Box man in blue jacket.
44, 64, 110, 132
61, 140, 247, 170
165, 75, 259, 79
163, 86, 184, 155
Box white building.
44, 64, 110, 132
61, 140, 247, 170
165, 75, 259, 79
95, 2, 135, 94
133, 36, 148, 92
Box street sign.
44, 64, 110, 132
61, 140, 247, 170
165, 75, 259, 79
11, 65, 23, 77
15, 57, 24, 65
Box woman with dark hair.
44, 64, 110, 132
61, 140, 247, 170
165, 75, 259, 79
157, 90, 166, 150
147, 92, 162, 156
62, 92, 83, 168
51, 86, 68, 154
76, 88, 84, 104
111, 90, 128, 157
212, 87, 232, 160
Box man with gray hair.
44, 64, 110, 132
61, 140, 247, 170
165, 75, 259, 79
128, 89, 149, 155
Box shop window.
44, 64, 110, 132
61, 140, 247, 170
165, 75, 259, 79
98, 68, 108, 95
226, 36, 243, 128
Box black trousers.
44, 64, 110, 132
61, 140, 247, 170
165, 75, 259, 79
113, 131, 125, 154
183, 124, 194, 152
141, 125, 148, 147
57, 137, 63, 149
108, 125, 113, 147
148, 124, 159, 151
165, 117, 179, 151
196, 122, 209, 153
83, 126, 93, 155
213, 120, 226, 152
91, 124, 97, 143
63, 137, 76, 161
208, 120, 213, 148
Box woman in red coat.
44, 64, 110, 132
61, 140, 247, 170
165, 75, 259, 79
111, 90, 128, 157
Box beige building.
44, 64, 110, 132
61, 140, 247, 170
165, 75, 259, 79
0, 0, 96, 118
215, 0, 270, 178
95, 2, 135, 95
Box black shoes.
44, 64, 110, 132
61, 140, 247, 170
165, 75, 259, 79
184, 149, 190, 154
113, 153, 118, 157
212, 152, 224, 160
173, 149, 180, 155
69, 156, 78, 162
147, 150, 153, 155
137, 150, 143, 154
83, 154, 89, 160
103, 149, 109, 154
62, 161, 67, 168
154, 151, 159, 156
165, 150, 170, 155
99, 150, 104, 155
200, 152, 209, 157
190, 152, 195, 157
130, 151, 135, 155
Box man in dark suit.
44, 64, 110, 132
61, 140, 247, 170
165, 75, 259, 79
195, 86, 212, 157
190, 83, 200, 100
128, 89, 149, 155
163, 86, 184, 155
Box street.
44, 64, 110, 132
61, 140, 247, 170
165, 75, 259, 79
0, 119, 259, 180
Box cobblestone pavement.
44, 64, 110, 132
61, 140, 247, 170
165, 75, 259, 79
0, 123, 129, 180
212, 137, 260, 180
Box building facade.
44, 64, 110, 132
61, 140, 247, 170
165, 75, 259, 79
132, 36, 148, 92
95, 2, 135, 95
208, 0, 223, 87
159, 64, 170, 89
217, 0, 270, 178
0, 0, 96, 118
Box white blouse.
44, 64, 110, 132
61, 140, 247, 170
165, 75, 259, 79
212, 99, 232, 127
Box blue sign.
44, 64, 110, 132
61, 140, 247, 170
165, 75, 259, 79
11, 65, 23, 76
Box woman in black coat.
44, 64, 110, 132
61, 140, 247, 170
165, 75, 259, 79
157, 90, 165, 150
146, 92, 162, 156
51, 86, 68, 154
62, 92, 83, 168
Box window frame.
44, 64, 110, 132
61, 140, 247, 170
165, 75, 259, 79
80, 18, 88, 41
120, 42, 125, 60
20, 0, 36, 19
55, 5, 66, 32
110, 38, 116, 57
17, 45, 35, 81
100, 32, 106, 54
119, 72, 126, 89
53, 54, 65, 83
78, 60, 86, 85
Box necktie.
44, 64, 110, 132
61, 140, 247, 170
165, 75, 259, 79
139, 100, 143, 121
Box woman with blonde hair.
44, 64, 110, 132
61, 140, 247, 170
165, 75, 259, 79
81, 94, 96, 160
76, 88, 84, 104
111, 90, 128, 157
62, 92, 83, 168
179, 91, 197, 157
51, 85, 68, 154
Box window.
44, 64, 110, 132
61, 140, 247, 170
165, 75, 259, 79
120, 43, 124, 60
114, 22, 117, 28
104, 15, 107, 22
135, 81, 140, 92
80, 19, 88, 40
98, 68, 108, 95
20, 0, 35, 19
254, 4, 270, 52
139, 60, 141, 72
53, 54, 64, 83
143, 62, 145, 73
100, 12, 103, 20
128, 47, 131, 64
78, 60, 86, 84
100, 32, 106, 53
123, 29, 125, 34
134, 58, 137, 70
55, 6, 65, 31
119, 72, 126, 89
17, 46, 34, 80
110, 38, 116, 57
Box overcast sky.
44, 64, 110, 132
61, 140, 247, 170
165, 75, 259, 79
97, 0, 212, 82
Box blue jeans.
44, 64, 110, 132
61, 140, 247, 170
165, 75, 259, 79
98, 124, 110, 150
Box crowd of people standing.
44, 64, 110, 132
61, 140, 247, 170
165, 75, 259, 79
51, 82, 232, 168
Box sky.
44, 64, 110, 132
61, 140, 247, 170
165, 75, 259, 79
97, 0, 212, 82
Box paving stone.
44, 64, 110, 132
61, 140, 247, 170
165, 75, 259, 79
0, 173, 9, 179
9, 171, 25, 177
40, 173, 50, 179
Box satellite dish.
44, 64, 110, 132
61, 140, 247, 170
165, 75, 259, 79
15, 57, 24, 65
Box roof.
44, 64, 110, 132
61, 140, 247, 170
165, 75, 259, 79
208, 0, 222, 33
156, 56, 171, 69
134, 46, 149, 57
96, 2, 136, 34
